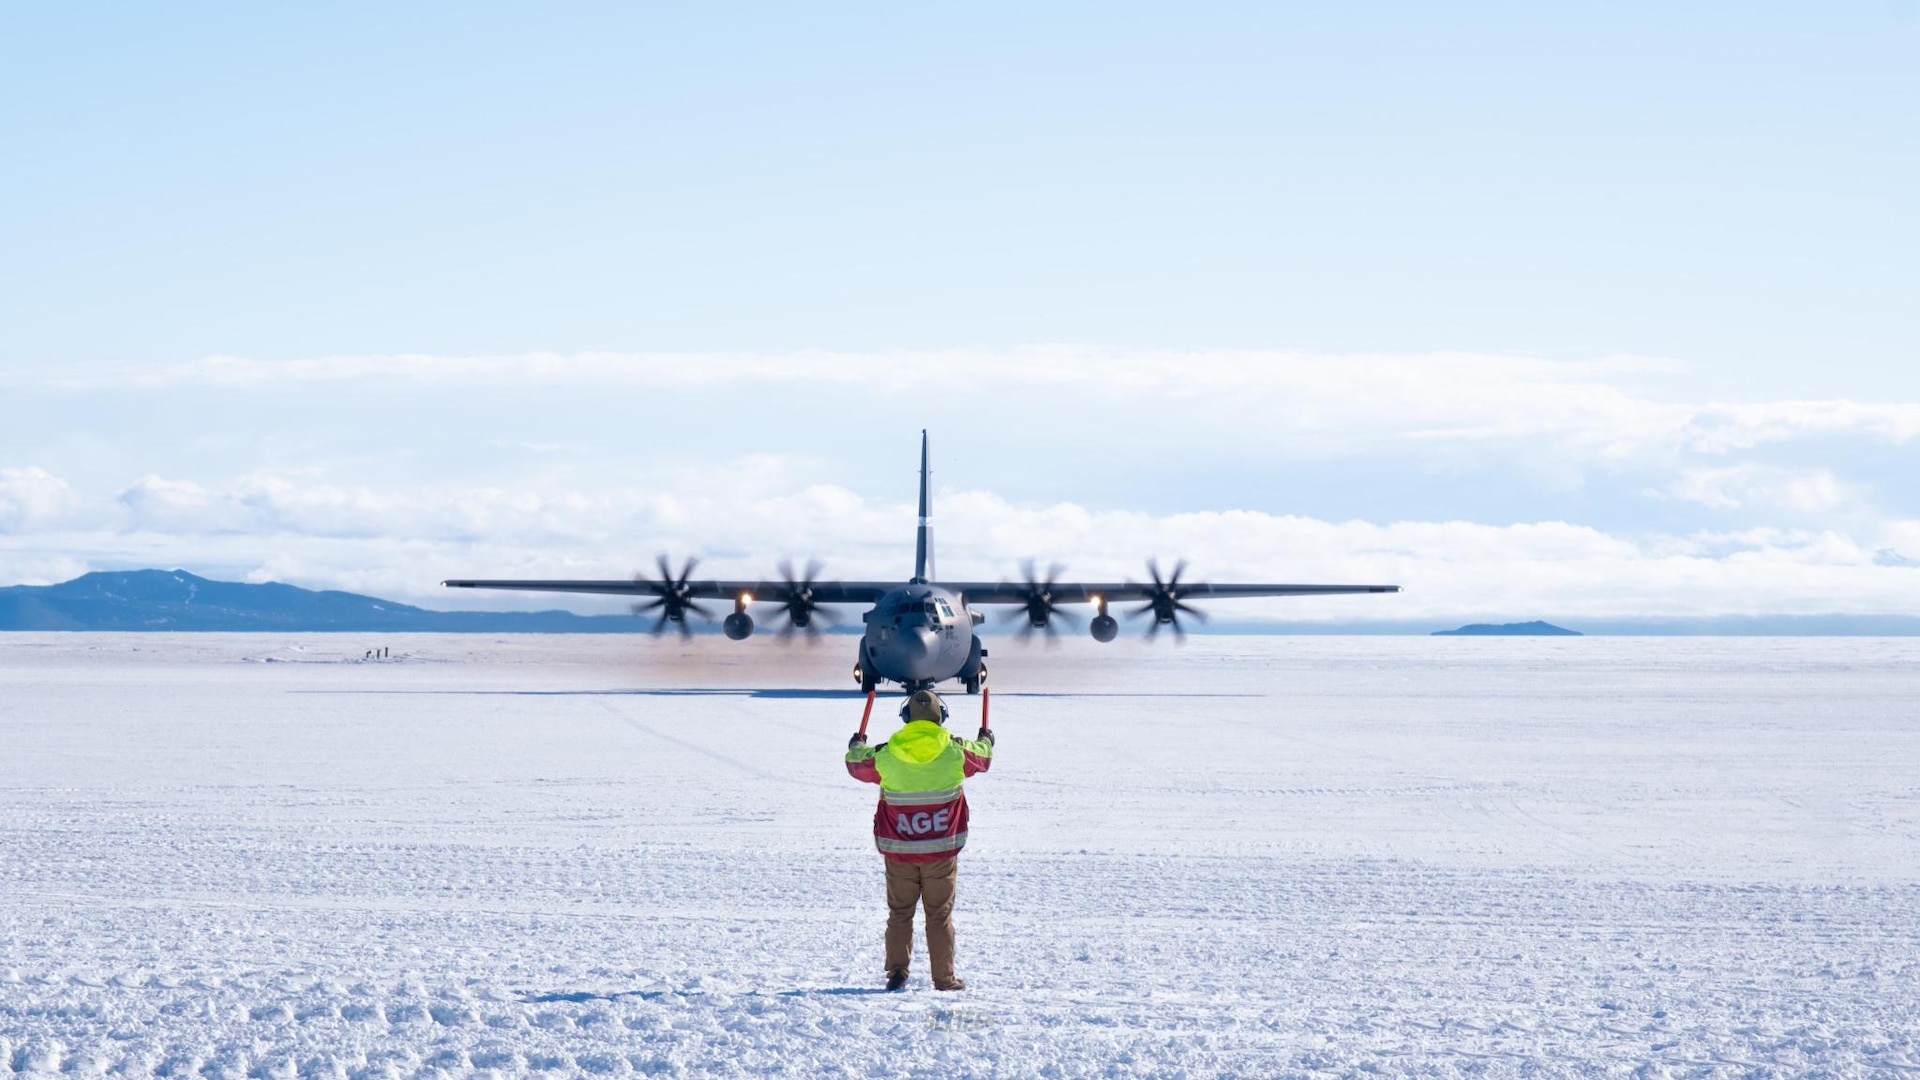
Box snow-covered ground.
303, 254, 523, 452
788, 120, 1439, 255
2, 634, 1918, 1078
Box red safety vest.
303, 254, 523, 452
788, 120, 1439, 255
845, 720, 993, 863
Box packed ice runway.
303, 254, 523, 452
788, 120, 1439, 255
2, 635, 1918, 1078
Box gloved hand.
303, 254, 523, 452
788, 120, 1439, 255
976, 726, 994, 746
848, 731, 868, 749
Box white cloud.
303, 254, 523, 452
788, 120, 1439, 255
1661, 465, 1850, 513
1681, 401, 1920, 454
0, 467, 89, 533
1876, 521, 1920, 567
5, 349, 1916, 619
16, 349, 1920, 464
4, 467, 1918, 621
0, 552, 91, 587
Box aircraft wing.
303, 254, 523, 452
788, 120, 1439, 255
944, 582, 1400, 604
441, 578, 896, 604
442, 578, 1398, 604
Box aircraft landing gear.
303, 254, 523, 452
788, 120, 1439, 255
959, 639, 988, 695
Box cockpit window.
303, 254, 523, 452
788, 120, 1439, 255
886, 595, 954, 622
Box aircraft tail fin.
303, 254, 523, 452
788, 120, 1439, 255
913, 430, 934, 583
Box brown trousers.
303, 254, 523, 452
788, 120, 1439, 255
884, 857, 957, 983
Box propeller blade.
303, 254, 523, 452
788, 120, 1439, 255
655, 553, 673, 585
651, 611, 671, 636
1009, 557, 1075, 638
765, 556, 836, 642
676, 557, 699, 589
1131, 557, 1202, 642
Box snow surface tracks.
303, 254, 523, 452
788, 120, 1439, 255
2, 634, 1919, 1077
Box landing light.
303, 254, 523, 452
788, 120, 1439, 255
740, 592, 753, 604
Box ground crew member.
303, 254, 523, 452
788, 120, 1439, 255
845, 689, 993, 991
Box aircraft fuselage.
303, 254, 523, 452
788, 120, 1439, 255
856, 584, 985, 693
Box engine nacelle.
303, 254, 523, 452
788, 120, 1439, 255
723, 612, 755, 640
1090, 613, 1119, 643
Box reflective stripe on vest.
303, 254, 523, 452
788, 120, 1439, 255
876, 832, 969, 856
879, 786, 962, 807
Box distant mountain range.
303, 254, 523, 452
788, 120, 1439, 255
2, 570, 1917, 634
1434, 621, 1581, 636
0, 570, 643, 632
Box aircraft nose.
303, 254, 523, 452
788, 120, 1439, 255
903, 626, 938, 658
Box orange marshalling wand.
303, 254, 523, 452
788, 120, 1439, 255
857, 690, 877, 738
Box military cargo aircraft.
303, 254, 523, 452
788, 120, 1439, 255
444, 433, 1398, 693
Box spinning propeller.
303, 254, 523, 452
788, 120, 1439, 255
1003, 559, 1079, 644
765, 558, 839, 639
1128, 558, 1208, 642
633, 555, 713, 637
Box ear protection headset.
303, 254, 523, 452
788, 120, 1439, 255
899, 696, 951, 724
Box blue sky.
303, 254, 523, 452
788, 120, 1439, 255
1, 4, 1916, 621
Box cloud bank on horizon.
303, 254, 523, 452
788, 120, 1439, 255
4, 6, 1912, 625
2, 350, 1915, 623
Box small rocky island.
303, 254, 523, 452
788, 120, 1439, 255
1433, 620, 1581, 637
